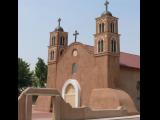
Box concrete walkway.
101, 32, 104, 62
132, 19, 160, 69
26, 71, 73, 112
32, 110, 140, 120
87, 115, 140, 120
32, 110, 52, 120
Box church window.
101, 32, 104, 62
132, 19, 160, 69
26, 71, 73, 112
110, 23, 115, 33
111, 40, 113, 52
98, 40, 104, 53
51, 36, 56, 46
60, 36, 65, 46
112, 23, 114, 32
72, 63, 77, 74
102, 23, 104, 32
53, 36, 56, 46
99, 24, 102, 33
50, 51, 54, 60
109, 23, 112, 32
111, 39, 116, 53
100, 40, 104, 52
113, 40, 116, 52
98, 41, 100, 52
51, 37, 53, 46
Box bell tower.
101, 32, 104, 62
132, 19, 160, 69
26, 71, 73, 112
94, 0, 120, 88
48, 18, 68, 63
47, 18, 68, 88
94, 0, 120, 55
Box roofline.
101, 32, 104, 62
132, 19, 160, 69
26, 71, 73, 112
120, 64, 140, 70
120, 51, 140, 57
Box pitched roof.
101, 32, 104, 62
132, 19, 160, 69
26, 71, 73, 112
120, 52, 140, 69
83, 44, 140, 69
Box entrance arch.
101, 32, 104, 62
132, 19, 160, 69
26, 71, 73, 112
62, 79, 81, 108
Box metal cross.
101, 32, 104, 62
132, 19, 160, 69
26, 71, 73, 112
104, 0, 109, 12
73, 30, 79, 42
58, 18, 61, 27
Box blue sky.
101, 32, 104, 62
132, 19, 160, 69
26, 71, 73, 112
18, 0, 140, 70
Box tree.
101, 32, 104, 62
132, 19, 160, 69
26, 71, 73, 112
18, 58, 33, 95
35, 58, 47, 87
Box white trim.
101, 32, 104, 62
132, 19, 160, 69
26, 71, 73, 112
62, 79, 81, 107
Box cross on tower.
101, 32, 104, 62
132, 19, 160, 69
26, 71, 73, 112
104, 0, 109, 12
58, 18, 61, 27
73, 30, 79, 42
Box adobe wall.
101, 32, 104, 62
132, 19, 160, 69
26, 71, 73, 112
118, 66, 140, 111
47, 63, 57, 88
55, 43, 109, 106
88, 88, 138, 114
54, 95, 129, 120
33, 96, 52, 112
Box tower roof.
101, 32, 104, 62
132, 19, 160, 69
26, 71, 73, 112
101, 0, 112, 16
54, 18, 64, 32
101, 11, 112, 16
54, 26, 64, 32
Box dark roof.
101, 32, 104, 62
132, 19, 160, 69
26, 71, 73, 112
101, 11, 112, 16
83, 44, 140, 69
54, 26, 64, 32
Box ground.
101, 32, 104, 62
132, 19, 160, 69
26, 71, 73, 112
32, 110, 52, 120
32, 110, 140, 120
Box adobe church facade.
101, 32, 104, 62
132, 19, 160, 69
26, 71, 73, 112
35, 1, 140, 113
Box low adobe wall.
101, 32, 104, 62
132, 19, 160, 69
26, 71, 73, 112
18, 87, 135, 120
89, 88, 139, 115
54, 95, 128, 120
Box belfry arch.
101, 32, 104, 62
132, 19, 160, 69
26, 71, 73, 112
62, 79, 81, 108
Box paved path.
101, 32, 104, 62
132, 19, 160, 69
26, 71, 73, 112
32, 110, 52, 120
32, 110, 140, 120
87, 115, 140, 120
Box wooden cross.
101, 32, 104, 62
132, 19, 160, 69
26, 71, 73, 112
73, 30, 79, 42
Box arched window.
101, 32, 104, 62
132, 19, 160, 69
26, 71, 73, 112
111, 40, 116, 53
112, 23, 114, 32
110, 23, 115, 33
102, 23, 104, 32
110, 23, 112, 32
50, 51, 54, 60
98, 41, 100, 52
72, 63, 77, 74
53, 36, 56, 46
98, 40, 104, 53
114, 40, 116, 52
60, 36, 65, 46
100, 40, 103, 52
51, 37, 53, 46
51, 36, 56, 46
99, 24, 102, 33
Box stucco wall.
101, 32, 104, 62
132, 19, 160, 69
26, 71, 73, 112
55, 43, 109, 106
118, 66, 140, 111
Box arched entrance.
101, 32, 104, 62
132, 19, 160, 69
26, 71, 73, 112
62, 79, 81, 108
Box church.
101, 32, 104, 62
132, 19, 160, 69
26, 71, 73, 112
35, 0, 140, 114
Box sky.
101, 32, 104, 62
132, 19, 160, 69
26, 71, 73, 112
18, 0, 140, 70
